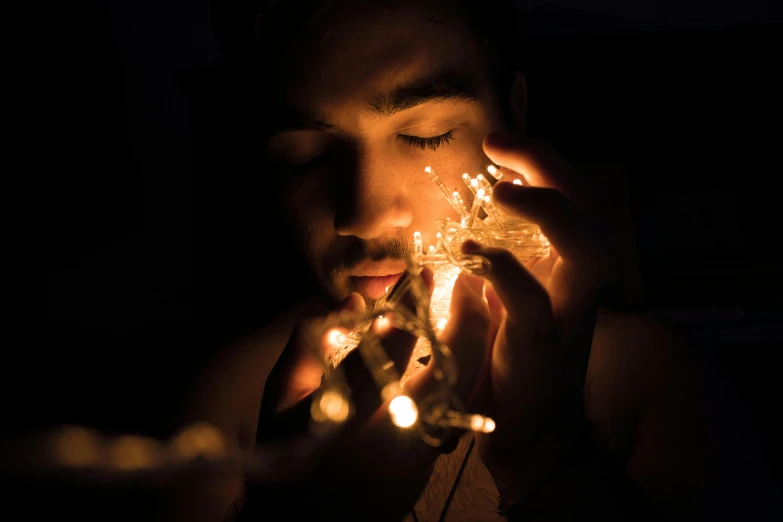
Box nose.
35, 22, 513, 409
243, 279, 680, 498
334, 157, 413, 239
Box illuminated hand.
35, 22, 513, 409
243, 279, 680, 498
242, 266, 489, 521
456, 131, 612, 501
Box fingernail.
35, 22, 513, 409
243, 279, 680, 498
340, 292, 366, 313
492, 181, 526, 203
461, 239, 484, 254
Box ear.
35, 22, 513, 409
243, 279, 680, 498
508, 71, 528, 137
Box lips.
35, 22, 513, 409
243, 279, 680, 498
352, 273, 403, 300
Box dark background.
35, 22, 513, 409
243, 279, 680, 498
3, 0, 783, 519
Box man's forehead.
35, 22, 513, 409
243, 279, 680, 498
281, 4, 488, 109
270, 67, 484, 133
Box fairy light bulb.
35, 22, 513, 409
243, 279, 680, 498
471, 415, 496, 433
313, 389, 352, 423
109, 435, 161, 470
375, 314, 390, 331
388, 395, 418, 428
172, 423, 226, 461
52, 426, 102, 467
486, 164, 502, 180
326, 328, 346, 348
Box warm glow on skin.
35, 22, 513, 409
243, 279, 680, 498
264, 3, 505, 307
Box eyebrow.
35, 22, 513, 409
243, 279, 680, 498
271, 72, 480, 133
367, 72, 480, 117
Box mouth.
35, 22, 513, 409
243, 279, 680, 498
349, 262, 406, 300
352, 273, 403, 300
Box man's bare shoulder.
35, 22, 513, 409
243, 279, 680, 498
592, 306, 692, 387
185, 298, 327, 448
587, 307, 695, 456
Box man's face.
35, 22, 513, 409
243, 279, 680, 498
264, 3, 507, 308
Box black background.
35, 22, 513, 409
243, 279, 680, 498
2, 0, 782, 519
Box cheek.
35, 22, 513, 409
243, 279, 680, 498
408, 137, 490, 245
280, 174, 335, 261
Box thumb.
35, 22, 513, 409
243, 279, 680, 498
439, 272, 491, 403
262, 293, 366, 417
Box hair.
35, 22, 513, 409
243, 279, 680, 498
207, 0, 522, 120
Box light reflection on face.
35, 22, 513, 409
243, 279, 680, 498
264, 4, 506, 307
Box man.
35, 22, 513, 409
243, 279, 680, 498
173, 1, 779, 520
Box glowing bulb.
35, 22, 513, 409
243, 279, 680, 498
475, 173, 494, 195
512, 179, 523, 185
109, 436, 161, 470
172, 423, 226, 461
414, 231, 423, 254
470, 415, 496, 433
326, 328, 347, 348
487, 165, 502, 180
315, 389, 352, 423
389, 395, 418, 428
52, 426, 102, 467
375, 314, 391, 332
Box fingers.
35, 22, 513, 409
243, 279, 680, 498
484, 281, 505, 346
439, 272, 491, 402
462, 240, 553, 332
483, 131, 589, 207
260, 321, 324, 419
493, 182, 606, 268
262, 293, 366, 420
340, 291, 366, 315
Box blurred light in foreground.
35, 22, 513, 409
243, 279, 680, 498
109, 435, 162, 470
389, 395, 418, 428
312, 389, 352, 423
52, 426, 102, 467
172, 422, 226, 461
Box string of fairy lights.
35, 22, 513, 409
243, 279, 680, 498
3, 164, 549, 483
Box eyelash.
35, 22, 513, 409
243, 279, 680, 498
398, 130, 454, 151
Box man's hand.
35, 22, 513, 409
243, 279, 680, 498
455, 130, 613, 504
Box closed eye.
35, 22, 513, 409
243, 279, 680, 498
397, 130, 454, 151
